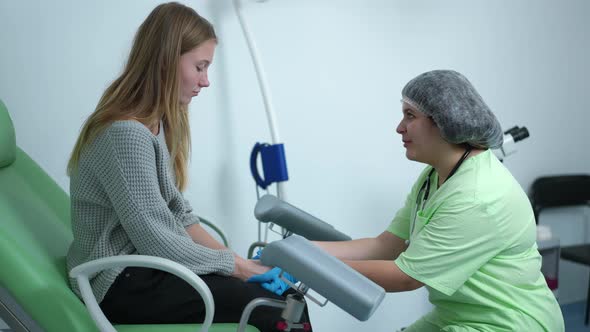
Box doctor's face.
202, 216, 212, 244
396, 102, 444, 164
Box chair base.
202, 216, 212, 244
0, 286, 44, 332
115, 323, 260, 332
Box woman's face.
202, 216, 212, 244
178, 39, 217, 105
396, 102, 446, 164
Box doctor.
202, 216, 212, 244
316, 70, 564, 331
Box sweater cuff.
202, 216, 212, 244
181, 213, 200, 228
217, 249, 236, 276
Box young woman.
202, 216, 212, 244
316, 70, 564, 331
66, 3, 309, 331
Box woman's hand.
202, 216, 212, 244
232, 254, 271, 281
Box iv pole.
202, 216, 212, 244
232, 0, 288, 248
232, 0, 286, 201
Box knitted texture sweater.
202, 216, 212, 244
66, 120, 234, 302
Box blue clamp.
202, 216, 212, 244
250, 142, 289, 190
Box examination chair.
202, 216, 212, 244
0, 99, 259, 332
531, 174, 590, 325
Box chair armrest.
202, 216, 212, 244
69, 255, 214, 332
199, 215, 229, 247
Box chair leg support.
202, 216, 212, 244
238, 298, 287, 332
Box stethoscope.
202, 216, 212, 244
406, 146, 473, 245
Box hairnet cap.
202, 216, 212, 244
402, 70, 503, 149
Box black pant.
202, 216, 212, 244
100, 267, 312, 332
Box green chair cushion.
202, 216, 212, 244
0, 99, 16, 167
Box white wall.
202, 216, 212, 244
1, 0, 589, 330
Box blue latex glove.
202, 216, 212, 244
247, 267, 297, 296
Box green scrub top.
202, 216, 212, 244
387, 150, 564, 332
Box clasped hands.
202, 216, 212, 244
247, 249, 297, 296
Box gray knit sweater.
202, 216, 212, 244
66, 120, 235, 303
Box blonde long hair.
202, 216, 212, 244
67, 2, 216, 191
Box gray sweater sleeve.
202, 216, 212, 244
93, 125, 235, 276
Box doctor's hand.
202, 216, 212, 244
247, 267, 297, 296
